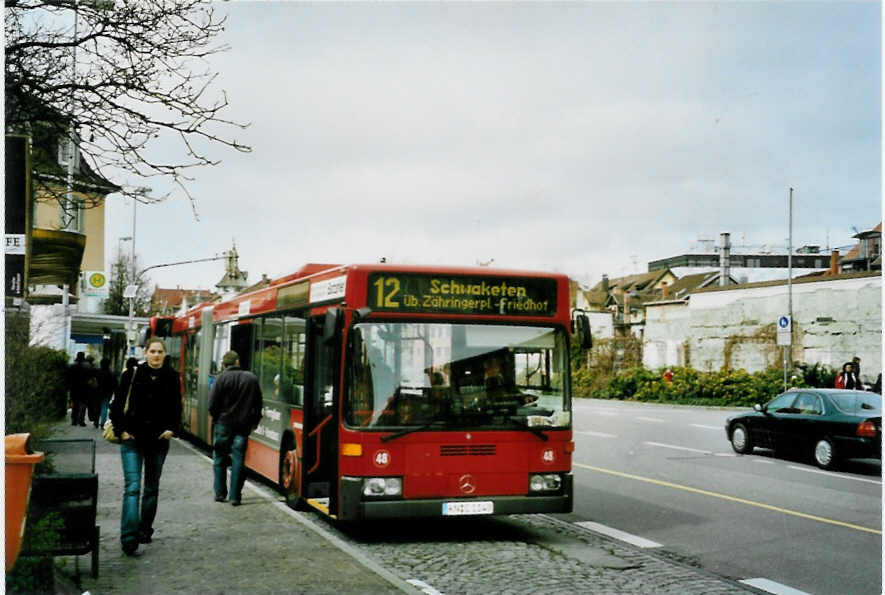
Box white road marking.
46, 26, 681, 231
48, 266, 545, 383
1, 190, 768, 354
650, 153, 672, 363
739, 577, 811, 594
575, 430, 618, 438
752, 459, 775, 464
787, 465, 882, 485
575, 521, 662, 548
636, 416, 666, 423
407, 579, 445, 595
585, 410, 619, 416
644, 441, 712, 455
690, 424, 723, 431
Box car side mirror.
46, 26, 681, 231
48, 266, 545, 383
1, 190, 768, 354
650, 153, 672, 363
753, 403, 763, 413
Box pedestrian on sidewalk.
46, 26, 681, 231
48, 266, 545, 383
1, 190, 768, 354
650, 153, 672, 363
209, 350, 263, 506
96, 357, 118, 429
835, 362, 860, 390
120, 356, 138, 385
84, 354, 101, 427
67, 352, 89, 426
109, 337, 182, 556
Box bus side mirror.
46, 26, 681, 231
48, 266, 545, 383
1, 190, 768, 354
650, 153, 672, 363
324, 307, 341, 344
575, 314, 592, 349
152, 317, 173, 337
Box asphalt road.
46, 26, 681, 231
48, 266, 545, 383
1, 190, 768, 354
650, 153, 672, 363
563, 399, 882, 595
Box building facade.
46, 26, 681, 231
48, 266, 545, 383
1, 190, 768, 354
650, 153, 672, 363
642, 271, 882, 383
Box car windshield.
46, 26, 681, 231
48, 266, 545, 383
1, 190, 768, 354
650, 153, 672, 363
828, 391, 882, 415
345, 322, 570, 430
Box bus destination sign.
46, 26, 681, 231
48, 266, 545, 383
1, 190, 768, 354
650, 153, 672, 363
367, 273, 557, 317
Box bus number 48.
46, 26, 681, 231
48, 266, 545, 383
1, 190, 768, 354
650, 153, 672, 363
374, 450, 391, 468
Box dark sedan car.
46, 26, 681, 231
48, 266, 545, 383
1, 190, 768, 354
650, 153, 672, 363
725, 389, 881, 470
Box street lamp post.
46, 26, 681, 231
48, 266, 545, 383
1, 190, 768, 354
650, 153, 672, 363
123, 283, 138, 354
118, 236, 132, 254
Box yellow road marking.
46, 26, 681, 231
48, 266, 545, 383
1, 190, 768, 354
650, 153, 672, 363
574, 462, 882, 535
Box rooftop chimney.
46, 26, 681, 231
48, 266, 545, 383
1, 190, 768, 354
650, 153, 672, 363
829, 249, 841, 275
719, 232, 731, 286
601, 274, 609, 293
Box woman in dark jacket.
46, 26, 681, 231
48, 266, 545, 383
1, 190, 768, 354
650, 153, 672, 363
109, 337, 182, 556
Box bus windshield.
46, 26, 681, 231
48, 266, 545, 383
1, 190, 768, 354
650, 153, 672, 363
345, 322, 570, 431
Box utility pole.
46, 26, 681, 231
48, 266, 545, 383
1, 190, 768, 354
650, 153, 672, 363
131, 198, 137, 281
61, 1, 80, 355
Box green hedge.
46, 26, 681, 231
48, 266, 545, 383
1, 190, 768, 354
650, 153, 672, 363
572, 365, 834, 407
5, 313, 70, 592
4, 313, 69, 440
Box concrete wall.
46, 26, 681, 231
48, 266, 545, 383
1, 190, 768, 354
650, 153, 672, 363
642, 272, 882, 383
588, 311, 614, 340
642, 301, 690, 369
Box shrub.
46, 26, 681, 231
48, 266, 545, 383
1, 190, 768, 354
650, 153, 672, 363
574, 363, 805, 407
797, 362, 838, 388
4, 313, 69, 440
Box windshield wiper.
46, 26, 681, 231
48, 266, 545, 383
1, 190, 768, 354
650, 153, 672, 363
507, 416, 549, 441
381, 420, 446, 443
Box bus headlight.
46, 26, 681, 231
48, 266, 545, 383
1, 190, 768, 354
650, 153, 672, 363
362, 477, 402, 497
529, 473, 562, 493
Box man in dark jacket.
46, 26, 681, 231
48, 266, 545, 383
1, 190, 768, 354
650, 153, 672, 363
208, 351, 263, 506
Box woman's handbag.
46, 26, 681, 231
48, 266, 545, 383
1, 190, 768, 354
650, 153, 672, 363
103, 368, 136, 443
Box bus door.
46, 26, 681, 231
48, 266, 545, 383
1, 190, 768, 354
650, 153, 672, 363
302, 310, 340, 515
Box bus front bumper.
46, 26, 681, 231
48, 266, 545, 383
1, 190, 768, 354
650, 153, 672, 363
340, 473, 573, 521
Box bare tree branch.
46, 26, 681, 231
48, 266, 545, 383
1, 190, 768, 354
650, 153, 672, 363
5, 0, 251, 218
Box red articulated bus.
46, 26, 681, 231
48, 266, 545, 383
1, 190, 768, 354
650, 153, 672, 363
157, 263, 591, 521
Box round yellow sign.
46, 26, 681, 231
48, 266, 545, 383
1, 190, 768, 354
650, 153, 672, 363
88, 272, 106, 289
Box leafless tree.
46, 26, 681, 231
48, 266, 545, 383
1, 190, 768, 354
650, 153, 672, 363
5, 0, 251, 219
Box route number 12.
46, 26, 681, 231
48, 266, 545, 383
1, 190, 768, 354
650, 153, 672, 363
373, 276, 401, 308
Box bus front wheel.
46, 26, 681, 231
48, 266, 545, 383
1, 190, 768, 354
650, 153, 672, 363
279, 440, 306, 510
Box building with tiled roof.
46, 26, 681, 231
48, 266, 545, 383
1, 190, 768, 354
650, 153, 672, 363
841, 222, 881, 273
150, 287, 217, 316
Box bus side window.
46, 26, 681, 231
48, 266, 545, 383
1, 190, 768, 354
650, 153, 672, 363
256, 316, 283, 401
211, 322, 231, 380
283, 316, 306, 406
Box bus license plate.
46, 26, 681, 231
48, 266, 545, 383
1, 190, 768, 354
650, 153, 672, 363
442, 501, 494, 516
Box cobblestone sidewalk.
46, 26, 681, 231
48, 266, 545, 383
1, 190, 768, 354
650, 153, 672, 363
47, 421, 405, 594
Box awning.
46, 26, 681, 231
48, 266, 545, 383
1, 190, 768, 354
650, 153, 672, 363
70, 312, 149, 342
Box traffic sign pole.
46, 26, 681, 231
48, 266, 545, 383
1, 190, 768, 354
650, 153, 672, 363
777, 314, 792, 390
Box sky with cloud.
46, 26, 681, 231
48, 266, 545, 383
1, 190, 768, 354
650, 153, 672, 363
104, 1, 881, 292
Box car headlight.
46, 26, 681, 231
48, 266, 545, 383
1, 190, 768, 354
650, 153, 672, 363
362, 477, 402, 497
529, 473, 562, 493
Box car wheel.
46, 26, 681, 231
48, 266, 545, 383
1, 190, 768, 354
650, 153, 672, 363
730, 423, 753, 454
813, 438, 837, 470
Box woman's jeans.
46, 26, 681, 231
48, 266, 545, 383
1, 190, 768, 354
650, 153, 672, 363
212, 423, 248, 503
120, 438, 170, 546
